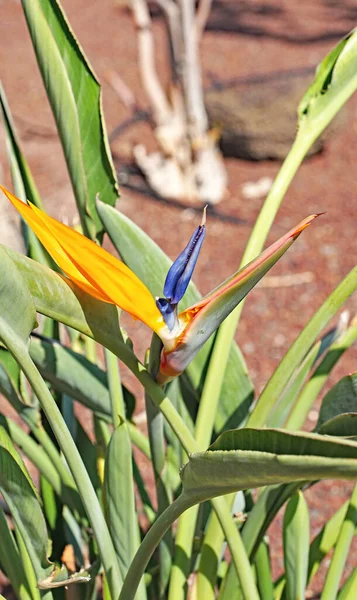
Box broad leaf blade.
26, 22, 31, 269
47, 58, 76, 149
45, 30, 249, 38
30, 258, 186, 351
0, 83, 51, 267
181, 429, 357, 501
21, 0, 119, 236
96, 201, 254, 432
30, 336, 112, 419
318, 414, 357, 437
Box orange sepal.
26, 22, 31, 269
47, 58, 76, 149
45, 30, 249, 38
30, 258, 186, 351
1, 185, 163, 333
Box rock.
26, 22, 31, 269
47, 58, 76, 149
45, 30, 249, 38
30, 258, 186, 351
205, 69, 345, 160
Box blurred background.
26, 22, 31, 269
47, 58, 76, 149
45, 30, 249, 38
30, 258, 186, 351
1, 1, 357, 594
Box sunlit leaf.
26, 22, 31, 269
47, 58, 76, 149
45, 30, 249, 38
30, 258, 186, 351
21, 0, 119, 237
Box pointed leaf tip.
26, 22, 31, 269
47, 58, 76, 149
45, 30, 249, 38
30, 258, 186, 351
290, 212, 323, 238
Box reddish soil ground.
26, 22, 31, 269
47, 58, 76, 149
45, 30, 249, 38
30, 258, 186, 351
1, 0, 357, 598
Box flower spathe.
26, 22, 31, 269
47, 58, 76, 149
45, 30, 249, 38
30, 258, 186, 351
1, 184, 319, 383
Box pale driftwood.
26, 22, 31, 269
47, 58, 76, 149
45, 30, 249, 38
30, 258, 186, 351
195, 0, 213, 42
130, 0, 172, 125
128, 0, 227, 204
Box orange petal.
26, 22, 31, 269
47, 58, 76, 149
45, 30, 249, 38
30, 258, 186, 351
1, 185, 110, 302
1, 185, 163, 332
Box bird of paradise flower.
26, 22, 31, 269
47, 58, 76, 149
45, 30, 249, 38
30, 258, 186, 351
1, 185, 318, 383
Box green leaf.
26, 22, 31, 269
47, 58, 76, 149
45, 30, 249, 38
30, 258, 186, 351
96, 200, 254, 431
317, 374, 357, 430
338, 568, 357, 600
181, 429, 357, 501
254, 541, 274, 600
283, 492, 309, 600
268, 321, 344, 429
0, 506, 34, 600
21, 0, 119, 237
308, 500, 348, 582
119, 429, 357, 600
0, 351, 27, 414
30, 335, 112, 418
298, 28, 357, 145
0, 255, 122, 597
321, 483, 357, 600
0, 245, 37, 351
318, 413, 357, 437
0, 82, 53, 267
0, 414, 63, 500
104, 423, 147, 600
0, 425, 53, 580
286, 321, 357, 431
75, 420, 101, 492
267, 339, 321, 428
29, 335, 138, 424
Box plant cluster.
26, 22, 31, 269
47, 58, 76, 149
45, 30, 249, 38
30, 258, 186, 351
1, 2, 357, 600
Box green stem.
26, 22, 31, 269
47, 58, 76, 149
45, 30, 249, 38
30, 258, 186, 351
321, 483, 357, 600
31, 424, 81, 503
119, 494, 195, 600
211, 496, 260, 600
146, 334, 173, 597
12, 349, 122, 599
170, 339, 248, 599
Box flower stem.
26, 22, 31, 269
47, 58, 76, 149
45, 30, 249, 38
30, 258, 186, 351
119, 494, 193, 600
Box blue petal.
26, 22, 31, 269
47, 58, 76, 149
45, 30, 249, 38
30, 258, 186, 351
164, 210, 206, 304
156, 298, 177, 331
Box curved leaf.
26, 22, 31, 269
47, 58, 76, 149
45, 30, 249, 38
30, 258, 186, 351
0, 83, 52, 267
181, 429, 357, 501
21, 0, 118, 236
317, 374, 357, 430
298, 27, 357, 146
